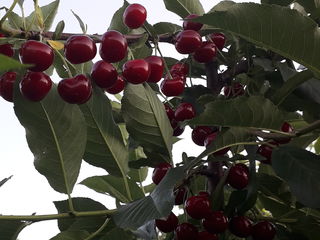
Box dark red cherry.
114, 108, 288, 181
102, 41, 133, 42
192, 126, 213, 146
152, 162, 172, 185
252, 221, 276, 240
210, 33, 226, 50
122, 59, 150, 84
174, 187, 187, 205
174, 102, 196, 121
145, 56, 164, 83
160, 75, 185, 97
170, 62, 189, 76
224, 82, 245, 98
175, 223, 198, 240
229, 216, 252, 238
185, 195, 211, 219
123, 3, 147, 29
197, 231, 218, 240
203, 211, 228, 234
155, 212, 179, 233
183, 14, 203, 31
227, 163, 249, 190
105, 75, 126, 94
58, 74, 92, 104
193, 42, 217, 63
164, 103, 175, 121
91, 60, 118, 88
173, 125, 185, 136
198, 191, 210, 198
100, 30, 128, 63
64, 35, 96, 64
204, 132, 230, 155
0, 71, 16, 102
20, 40, 54, 72
277, 122, 293, 144
257, 142, 278, 164
0, 34, 14, 57
175, 30, 202, 54
20, 72, 52, 101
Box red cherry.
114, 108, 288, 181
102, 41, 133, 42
122, 59, 150, 84
123, 3, 147, 29
105, 75, 126, 94
204, 132, 230, 156
174, 103, 196, 121
277, 122, 293, 144
175, 30, 202, 54
198, 191, 210, 198
210, 33, 226, 50
227, 163, 249, 190
160, 75, 185, 97
183, 14, 203, 31
203, 211, 228, 234
257, 142, 278, 164
58, 74, 92, 104
99, 30, 128, 63
155, 212, 179, 233
64, 35, 96, 64
174, 187, 187, 205
252, 221, 276, 240
164, 103, 175, 121
175, 223, 198, 240
170, 62, 189, 76
229, 216, 252, 238
91, 60, 118, 88
192, 126, 213, 146
145, 56, 164, 83
197, 231, 218, 240
0, 34, 14, 57
185, 195, 211, 219
193, 42, 217, 63
152, 162, 172, 185
20, 72, 52, 102
173, 125, 185, 136
224, 82, 245, 98
20, 40, 54, 72
0, 71, 16, 102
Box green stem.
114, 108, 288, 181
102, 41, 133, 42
0, 0, 19, 28
54, 49, 73, 78
84, 218, 110, 240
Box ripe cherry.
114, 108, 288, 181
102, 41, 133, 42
197, 231, 218, 240
204, 132, 230, 156
122, 59, 150, 84
100, 30, 128, 63
257, 142, 278, 164
58, 74, 92, 104
105, 75, 126, 94
175, 30, 202, 54
224, 82, 245, 98
123, 3, 147, 29
251, 221, 276, 240
174, 187, 187, 205
185, 195, 211, 219
164, 103, 175, 121
64, 35, 96, 64
229, 216, 252, 238
203, 211, 228, 234
152, 162, 172, 185
193, 42, 217, 63
20, 72, 52, 102
198, 191, 210, 198
145, 56, 164, 83
173, 125, 185, 136
0, 71, 16, 102
155, 212, 179, 233
210, 33, 226, 50
227, 163, 249, 190
20, 40, 54, 72
170, 62, 189, 76
174, 102, 196, 121
192, 126, 213, 146
160, 75, 185, 97
0, 34, 14, 57
183, 14, 203, 31
276, 122, 293, 144
91, 60, 118, 88
175, 223, 198, 240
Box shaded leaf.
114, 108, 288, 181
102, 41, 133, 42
0, 220, 28, 240
50, 231, 90, 240
0, 55, 30, 72
108, 0, 129, 33
100, 227, 135, 240
153, 22, 182, 35
163, 0, 205, 18
209, 0, 236, 12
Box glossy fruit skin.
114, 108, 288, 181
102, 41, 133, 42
229, 216, 252, 238
152, 162, 172, 185
224, 82, 245, 98
91, 60, 118, 88
0, 71, 16, 102
204, 132, 230, 156
175, 223, 198, 240
64, 35, 96, 64
193, 42, 217, 63
174, 103, 196, 121
173, 125, 185, 136
198, 191, 210, 198
160, 75, 185, 97
170, 62, 189, 76
277, 122, 293, 144
145, 56, 164, 83
123, 3, 147, 29
192, 126, 213, 146
210, 33, 226, 50
174, 187, 187, 205
183, 14, 203, 31
185, 195, 211, 219
155, 212, 179, 233
20, 40, 54, 72
257, 142, 278, 164
175, 30, 202, 54
122, 59, 150, 84
197, 231, 218, 240
100, 30, 128, 63
164, 104, 175, 121
0, 34, 14, 57
252, 221, 276, 240
105, 75, 126, 94
227, 163, 249, 190
203, 211, 228, 234
58, 74, 92, 104
20, 72, 52, 101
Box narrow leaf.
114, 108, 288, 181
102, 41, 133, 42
71, 10, 87, 33
52, 20, 65, 40
0, 55, 30, 72
163, 0, 205, 18
153, 22, 182, 35
0, 175, 13, 188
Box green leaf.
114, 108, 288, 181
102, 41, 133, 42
153, 22, 182, 35
315, 137, 320, 154
71, 10, 87, 33
0, 55, 30, 72
6, 11, 24, 30
121, 83, 173, 159
209, 1, 236, 12
52, 20, 65, 40
163, 0, 205, 18
108, 0, 129, 33
14, 85, 86, 194
261, 0, 294, 6
100, 227, 135, 240
0, 175, 12, 188
0, 220, 28, 240
50, 231, 90, 240
272, 146, 320, 208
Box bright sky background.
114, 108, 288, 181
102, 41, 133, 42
0, 0, 258, 239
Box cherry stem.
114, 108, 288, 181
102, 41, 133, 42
84, 218, 110, 240
54, 49, 73, 78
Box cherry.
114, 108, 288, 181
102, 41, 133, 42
251, 221, 276, 240
152, 162, 172, 185
257, 142, 278, 164
183, 14, 203, 31
204, 132, 230, 156
145, 56, 164, 83
0, 34, 14, 57
91, 60, 118, 88
193, 42, 217, 63
175, 223, 198, 240
170, 62, 189, 76
173, 125, 185, 136
155, 212, 178, 233
0, 71, 16, 102
203, 211, 228, 234
20, 72, 52, 102
174, 187, 187, 205
185, 195, 211, 219
160, 75, 185, 97
224, 82, 245, 98
229, 216, 252, 238
175, 30, 202, 54
192, 126, 213, 146
198, 191, 210, 198
164, 103, 175, 121
210, 33, 226, 50
64, 35, 96, 64
123, 3, 147, 29
174, 102, 196, 121
99, 30, 128, 63
105, 75, 126, 94
122, 59, 150, 84
227, 163, 249, 190
20, 40, 54, 72
276, 122, 293, 144
197, 231, 218, 240
58, 74, 92, 104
